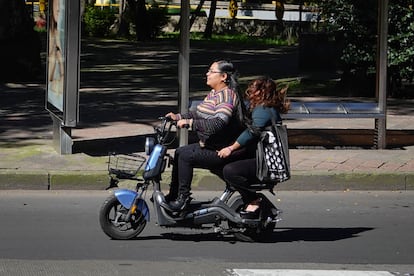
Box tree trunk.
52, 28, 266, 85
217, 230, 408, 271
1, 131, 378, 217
0, 0, 41, 81
174, 0, 206, 32
134, 0, 149, 41
190, 0, 206, 29
0, 0, 8, 40
204, 0, 217, 39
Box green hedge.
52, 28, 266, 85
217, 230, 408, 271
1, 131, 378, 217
83, 6, 116, 37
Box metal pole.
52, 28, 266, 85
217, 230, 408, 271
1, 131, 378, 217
178, 0, 190, 146
375, 0, 388, 149
65, 0, 81, 128
51, 115, 72, 154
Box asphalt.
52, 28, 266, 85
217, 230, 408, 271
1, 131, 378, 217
1, 38, 413, 191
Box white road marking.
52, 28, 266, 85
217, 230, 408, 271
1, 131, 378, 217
231, 269, 395, 276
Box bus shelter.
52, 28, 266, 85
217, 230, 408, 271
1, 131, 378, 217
47, 0, 389, 153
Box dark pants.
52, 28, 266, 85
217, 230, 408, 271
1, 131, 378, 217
223, 158, 259, 204
170, 143, 245, 197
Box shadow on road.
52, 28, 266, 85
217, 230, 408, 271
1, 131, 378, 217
129, 227, 373, 243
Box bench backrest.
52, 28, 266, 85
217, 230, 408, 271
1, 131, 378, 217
190, 100, 385, 119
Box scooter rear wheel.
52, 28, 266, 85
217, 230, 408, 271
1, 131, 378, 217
99, 194, 146, 240
228, 195, 276, 242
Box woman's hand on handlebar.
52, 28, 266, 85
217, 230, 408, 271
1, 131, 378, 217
165, 113, 193, 128
165, 112, 179, 121
177, 119, 192, 129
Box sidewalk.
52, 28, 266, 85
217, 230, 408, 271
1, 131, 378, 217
1, 133, 413, 191
1, 39, 413, 191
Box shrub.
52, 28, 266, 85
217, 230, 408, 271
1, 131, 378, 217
146, 4, 169, 39
83, 6, 116, 37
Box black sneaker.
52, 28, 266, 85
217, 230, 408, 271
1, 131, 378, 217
164, 193, 177, 202
168, 194, 191, 211
240, 208, 260, 219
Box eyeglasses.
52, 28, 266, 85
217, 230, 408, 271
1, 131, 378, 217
207, 69, 222, 74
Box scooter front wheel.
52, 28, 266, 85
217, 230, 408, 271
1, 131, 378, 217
99, 194, 146, 240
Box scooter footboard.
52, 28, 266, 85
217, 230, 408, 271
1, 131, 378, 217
191, 199, 240, 225
114, 189, 150, 221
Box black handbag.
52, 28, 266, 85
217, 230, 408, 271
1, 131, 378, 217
256, 114, 290, 184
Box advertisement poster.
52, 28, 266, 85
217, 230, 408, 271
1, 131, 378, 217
47, 0, 65, 112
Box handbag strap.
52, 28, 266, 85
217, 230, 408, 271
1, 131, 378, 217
266, 109, 282, 134
247, 107, 281, 135
269, 108, 283, 125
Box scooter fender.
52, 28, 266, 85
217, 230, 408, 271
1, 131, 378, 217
114, 189, 150, 221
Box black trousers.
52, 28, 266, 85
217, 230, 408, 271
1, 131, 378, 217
170, 143, 245, 197
222, 158, 259, 204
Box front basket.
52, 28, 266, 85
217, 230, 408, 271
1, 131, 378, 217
108, 153, 146, 179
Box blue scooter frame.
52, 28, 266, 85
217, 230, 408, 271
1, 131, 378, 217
99, 117, 281, 242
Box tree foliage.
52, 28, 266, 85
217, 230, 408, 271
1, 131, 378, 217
0, 0, 41, 81
318, 0, 377, 70
388, 1, 414, 84
317, 0, 414, 96
121, 0, 169, 41
83, 5, 117, 37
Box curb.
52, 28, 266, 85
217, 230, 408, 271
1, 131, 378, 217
1, 170, 413, 191
0, 170, 108, 190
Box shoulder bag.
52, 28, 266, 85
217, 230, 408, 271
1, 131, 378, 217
256, 112, 290, 184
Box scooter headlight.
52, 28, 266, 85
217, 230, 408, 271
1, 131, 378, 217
145, 137, 155, 155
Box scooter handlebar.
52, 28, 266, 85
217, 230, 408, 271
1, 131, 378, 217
158, 116, 173, 122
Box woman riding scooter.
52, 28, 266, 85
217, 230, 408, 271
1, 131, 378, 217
165, 60, 246, 211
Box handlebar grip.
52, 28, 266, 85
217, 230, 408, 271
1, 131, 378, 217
159, 116, 170, 121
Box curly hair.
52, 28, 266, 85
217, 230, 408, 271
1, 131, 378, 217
245, 76, 290, 114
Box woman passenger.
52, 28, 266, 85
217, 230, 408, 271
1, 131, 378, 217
217, 76, 290, 218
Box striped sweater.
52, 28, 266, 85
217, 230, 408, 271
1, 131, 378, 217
180, 87, 242, 149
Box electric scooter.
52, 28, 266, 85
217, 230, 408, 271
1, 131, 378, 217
99, 117, 281, 242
